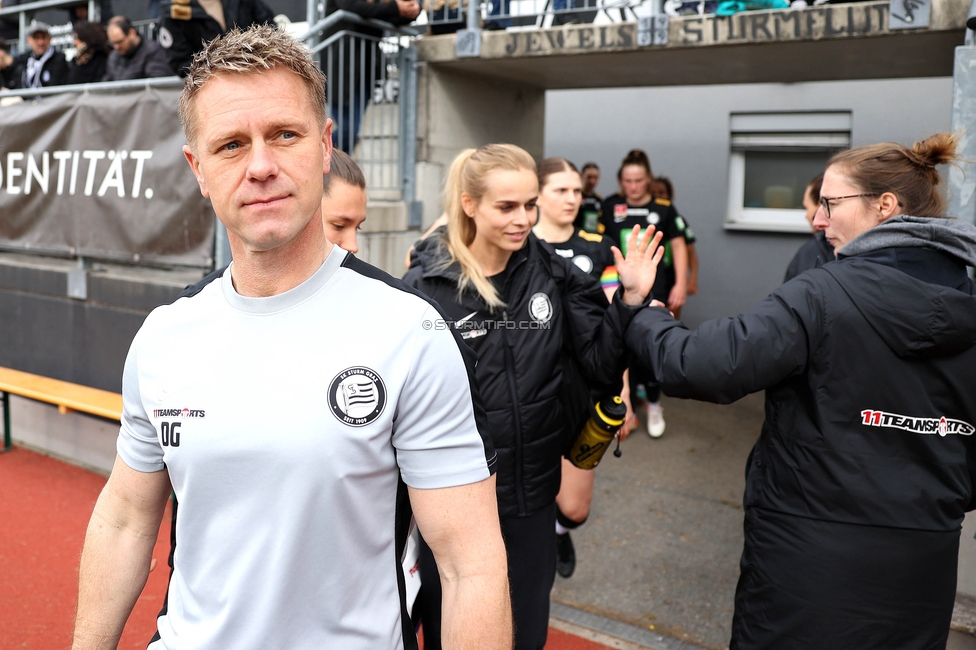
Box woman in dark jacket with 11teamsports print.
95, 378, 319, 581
404, 144, 661, 650
627, 133, 976, 650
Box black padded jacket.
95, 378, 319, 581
404, 231, 641, 517
628, 225, 976, 533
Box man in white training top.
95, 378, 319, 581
72, 25, 511, 650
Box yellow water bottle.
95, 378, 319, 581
568, 396, 627, 469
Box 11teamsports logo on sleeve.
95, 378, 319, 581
861, 410, 976, 437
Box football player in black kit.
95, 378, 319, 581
600, 149, 688, 438
652, 176, 698, 320
574, 161, 603, 234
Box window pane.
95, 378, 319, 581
742, 151, 832, 209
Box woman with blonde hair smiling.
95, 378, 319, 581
405, 144, 661, 649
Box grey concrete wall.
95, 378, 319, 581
0, 254, 204, 391
544, 76, 953, 328
414, 64, 546, 236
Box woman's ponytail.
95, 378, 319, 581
828, 132, 963, 218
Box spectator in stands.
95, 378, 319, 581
552, 0, 597, 25
67, 21, 110, 84
484, 0, 510, 29
0, 38, 16, 89
323, 0, 419, 153
158, 0, 275, 76
652, 175, 698, 320
103, 15, 173, 80
426, 0, 462, 35
9, 20, 68, 89
0, 1, 22, 42
64, 0, 113, 28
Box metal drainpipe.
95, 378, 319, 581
947, 7, 976, 230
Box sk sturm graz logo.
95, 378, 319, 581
861, 410, 976, 437
529, 293, 553, 324
329, 367, 387, 427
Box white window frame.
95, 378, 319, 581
725, 112, 852, 233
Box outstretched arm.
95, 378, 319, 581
72, 455, 171, 650
627, 275, 824, 404
410, 476, 512, 649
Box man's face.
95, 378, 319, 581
581, 168, 599, 195
322, 180, 366, 253
107, 25, 137, 56
183, 68, 333, 256
27, 31, 51, 57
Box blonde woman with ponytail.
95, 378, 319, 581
405, 144, 662, 650
628, 133, 976, 649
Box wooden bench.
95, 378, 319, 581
0, 367, 123, 451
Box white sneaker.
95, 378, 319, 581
647, 402, 665, 438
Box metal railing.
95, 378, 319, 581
2, 4, 421, 206
423, 0, 648, 29
303, 10, 421, 204
0, 74, 181, 97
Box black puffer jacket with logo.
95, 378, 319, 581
628, 216, 976, 532
404, 231, 641, 517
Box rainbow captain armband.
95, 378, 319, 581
600, 266, 620, 291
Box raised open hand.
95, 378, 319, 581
612, 225, 665, 306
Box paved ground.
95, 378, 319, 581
0, 447, 173, 649
0, 445, 622, 650
552, 392, 766, 650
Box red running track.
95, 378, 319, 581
0, 446, 612, 649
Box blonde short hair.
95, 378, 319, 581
178, 25, 326, 149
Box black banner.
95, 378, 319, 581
0, 87, 213, 268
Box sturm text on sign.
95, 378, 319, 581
498, 2, 894, 57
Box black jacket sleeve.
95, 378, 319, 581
401, 263, 422, 289
46, 53, 70, 86
160, 15, 222, 77
334, 0, 403, 21
554, 252, 642, 393
142, 41, 176, 78
626, 273, 826, 404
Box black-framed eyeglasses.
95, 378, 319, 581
818, 193, 879, 219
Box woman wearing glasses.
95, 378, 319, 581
627, 133, 976, 650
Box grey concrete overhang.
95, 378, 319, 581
415, 0, 968, 88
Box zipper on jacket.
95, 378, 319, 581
501, 310, 527, 516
